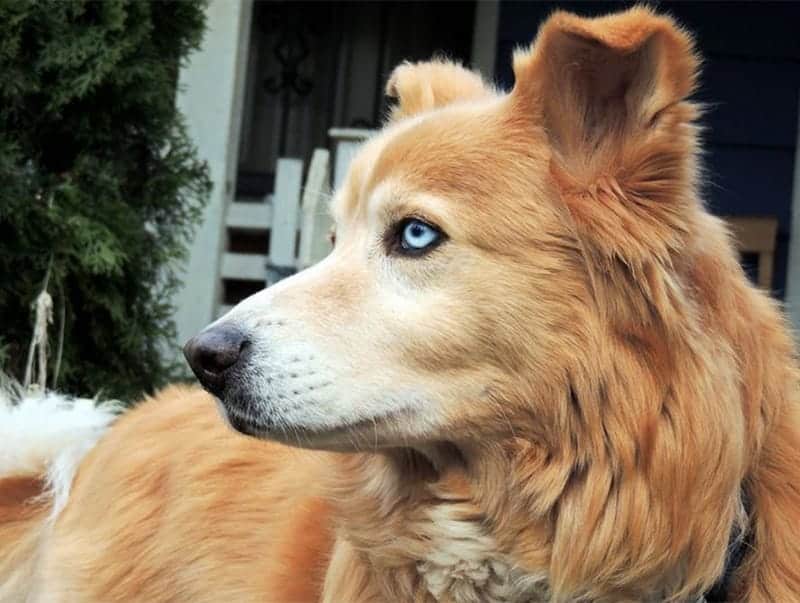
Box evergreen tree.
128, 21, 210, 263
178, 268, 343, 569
0, 0, 212, 400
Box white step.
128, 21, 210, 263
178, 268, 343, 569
226, 198, 273, 230
220, 252, 267, 281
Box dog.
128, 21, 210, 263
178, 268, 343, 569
3, 6, 800, 601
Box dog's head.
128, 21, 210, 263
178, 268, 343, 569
185, 7, 701, 455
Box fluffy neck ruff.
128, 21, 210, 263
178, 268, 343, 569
328, 426, 741, 603
329, 446, 549, 603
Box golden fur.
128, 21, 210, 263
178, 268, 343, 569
3, 6, 800, 601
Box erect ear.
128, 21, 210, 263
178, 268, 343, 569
513, 7, 699, 206
385, 60, 492, 121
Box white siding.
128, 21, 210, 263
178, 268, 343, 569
172, 0, 253, 353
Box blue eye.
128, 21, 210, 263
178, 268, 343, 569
400, 219, 441, 253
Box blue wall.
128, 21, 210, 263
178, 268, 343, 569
494, 1, 800, 296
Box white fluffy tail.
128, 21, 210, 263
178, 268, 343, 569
0, 380, 121, 516
0, 380, 121, 601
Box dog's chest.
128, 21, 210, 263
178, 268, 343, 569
412, 505, 549, 603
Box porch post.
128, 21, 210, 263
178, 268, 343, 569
172, 0, 253, 358
471, 0, 500, 79
784, 95, 800, 333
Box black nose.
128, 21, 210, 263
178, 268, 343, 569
183, 324, 247, 393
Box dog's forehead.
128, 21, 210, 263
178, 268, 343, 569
331, 114, 435, 221
332, 99, 540, 221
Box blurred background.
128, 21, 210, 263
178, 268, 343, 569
1, 0, 799, 400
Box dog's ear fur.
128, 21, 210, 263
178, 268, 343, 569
385, 60, 492, 121
514, 6, 698, 161
513, 7, 700, 263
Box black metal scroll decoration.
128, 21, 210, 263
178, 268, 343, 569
259, 2, 314, 156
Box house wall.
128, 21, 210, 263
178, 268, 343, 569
172, 0, 253, 357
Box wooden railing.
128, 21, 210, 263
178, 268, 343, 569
218, 129, 373, 317
724, 216, 778, 290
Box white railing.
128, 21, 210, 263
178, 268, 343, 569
298, 149, 334, 270
216, 129, 372, 317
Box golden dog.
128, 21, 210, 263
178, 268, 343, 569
3, 7, 800, 602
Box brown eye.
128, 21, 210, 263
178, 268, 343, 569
327, 228, 336, 247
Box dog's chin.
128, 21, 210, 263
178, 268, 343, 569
216, 399, 430, 453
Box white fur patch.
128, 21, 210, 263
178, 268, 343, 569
0, 380, 120, 518
416, 505, 550, 603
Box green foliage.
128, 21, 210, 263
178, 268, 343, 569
0, 0, 211, 400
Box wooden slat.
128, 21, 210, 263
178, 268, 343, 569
758, 252, 775, 291
327, 127, 373, 141
226, 198, 273, 230
220, 252, 267, 282
725, 216, 778, 253
723, 216, 778, 289
329, 128, 373, 189
298, 148, 333, 269
267, 158, 303, 284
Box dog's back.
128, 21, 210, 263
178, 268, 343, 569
0, 474, 49, 601
18, 385, 334, 603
